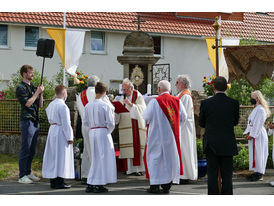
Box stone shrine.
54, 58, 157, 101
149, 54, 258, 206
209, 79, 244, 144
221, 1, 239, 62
117, 31, 160, 94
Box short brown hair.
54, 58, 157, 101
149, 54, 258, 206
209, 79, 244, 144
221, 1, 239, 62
95, 82, 107, 94
55, 85, 67, 95
20, 65, 34, 77
213, 76, 227, 91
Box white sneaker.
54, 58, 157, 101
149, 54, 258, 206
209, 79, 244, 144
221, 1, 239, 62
18, 175, 33, 184
27, 174, 40, 181
270, 181, 274, 187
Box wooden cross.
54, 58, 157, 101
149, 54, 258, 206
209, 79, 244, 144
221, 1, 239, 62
132, 15, 146, 31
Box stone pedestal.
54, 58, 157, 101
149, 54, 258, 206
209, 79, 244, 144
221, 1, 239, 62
117, 31, 160, 94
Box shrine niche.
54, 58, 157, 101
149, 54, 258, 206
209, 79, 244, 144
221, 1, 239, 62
224, 45, 274, 87
117, 31, 160, 94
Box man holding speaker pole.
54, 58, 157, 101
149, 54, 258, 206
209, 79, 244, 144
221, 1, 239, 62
16, 65, 44, 184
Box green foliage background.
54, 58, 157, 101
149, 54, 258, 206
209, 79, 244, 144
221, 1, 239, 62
3, 69, 55, 100
226, 78, 274, 105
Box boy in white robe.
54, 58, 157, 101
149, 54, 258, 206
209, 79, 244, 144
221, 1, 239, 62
83, 82, 117, 193
42, 85, 74, 189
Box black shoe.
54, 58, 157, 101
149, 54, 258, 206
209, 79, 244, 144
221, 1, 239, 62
250, 173, 263, 181
85, 184, 94, 193
93, 185, 108, 193
135, 172, 143, 176
146, 185, 161, 194
50, 179, 56, 189
246, 173, 256, 180
179, 179, 190, 185
81, 178, 87, 185
54, 183, 71, 189
163, 189, 170, 194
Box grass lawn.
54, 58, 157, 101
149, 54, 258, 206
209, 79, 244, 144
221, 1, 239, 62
0, 154, 42, 181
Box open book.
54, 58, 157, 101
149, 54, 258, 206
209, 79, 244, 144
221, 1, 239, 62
112, 101, 129, 113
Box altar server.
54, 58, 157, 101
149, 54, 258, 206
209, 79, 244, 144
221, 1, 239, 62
244, 90, 270, 181
42, 85, 74, 189
83, 82, 117, 193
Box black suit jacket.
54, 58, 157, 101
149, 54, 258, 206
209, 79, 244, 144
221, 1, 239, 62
199, 93, 239, 156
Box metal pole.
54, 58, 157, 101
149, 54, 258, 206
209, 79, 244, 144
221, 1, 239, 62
63, 12, 66, 86
216, 32, 219, 77
40, 57, 45, 85
213, 16, 221, 77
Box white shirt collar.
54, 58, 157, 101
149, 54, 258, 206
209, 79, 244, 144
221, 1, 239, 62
159, 91, 170, 96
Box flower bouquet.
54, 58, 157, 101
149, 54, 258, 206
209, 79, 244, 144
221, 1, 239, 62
202, 75, 215, 97
73, 71, 88, 94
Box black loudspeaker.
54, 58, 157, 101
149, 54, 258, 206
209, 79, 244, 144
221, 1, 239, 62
36, 38, 55, 58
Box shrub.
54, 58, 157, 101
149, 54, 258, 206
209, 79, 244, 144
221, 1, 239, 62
3, 69, 55, 100
267, 135, 273, 169
196, 138, 206, 160
233, 144, 249, 171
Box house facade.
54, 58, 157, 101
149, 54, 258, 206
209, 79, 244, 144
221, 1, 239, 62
1, 12, 274, 93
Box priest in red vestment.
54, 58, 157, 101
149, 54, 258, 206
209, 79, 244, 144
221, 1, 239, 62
114, 78, 146, 176
143, 80, 187, 194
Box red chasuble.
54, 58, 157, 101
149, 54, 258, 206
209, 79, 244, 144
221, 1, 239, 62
156, 93, 184, 175
80, 89, 89, 106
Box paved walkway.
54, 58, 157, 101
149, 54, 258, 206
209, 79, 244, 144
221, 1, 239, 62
0, 169, 274, 195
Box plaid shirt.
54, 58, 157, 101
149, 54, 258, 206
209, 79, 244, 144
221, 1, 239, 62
16, 81, 40, 124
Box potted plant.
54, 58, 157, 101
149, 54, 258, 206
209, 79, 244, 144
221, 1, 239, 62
197, 138, 207, 178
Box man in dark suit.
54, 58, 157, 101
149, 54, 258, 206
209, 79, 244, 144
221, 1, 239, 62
199, 76, 239, 195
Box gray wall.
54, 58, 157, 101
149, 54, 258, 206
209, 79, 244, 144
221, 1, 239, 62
0, 134, 47, 157
0, 24, 214, 93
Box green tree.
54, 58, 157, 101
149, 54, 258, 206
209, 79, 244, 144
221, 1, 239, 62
3, 69, 55, 100
52, 63, 73, 86
226, 78, 273, 105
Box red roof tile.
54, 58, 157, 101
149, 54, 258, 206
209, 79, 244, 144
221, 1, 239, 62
1, 12, 274, 42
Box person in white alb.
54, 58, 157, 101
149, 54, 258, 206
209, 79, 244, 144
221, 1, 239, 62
268, 116, 274, 186
76, 75, 114, 180
175, 75, 198, 184
76, 75, 99, 180
83, 82, 117, 193
243, 90, 270, 181
42, 85, 74, 189
143, 80, 187, 193
114, 78, 146, 176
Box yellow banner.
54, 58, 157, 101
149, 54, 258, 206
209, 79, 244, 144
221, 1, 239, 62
206, 37, 222, 73
46, 28, 66, 67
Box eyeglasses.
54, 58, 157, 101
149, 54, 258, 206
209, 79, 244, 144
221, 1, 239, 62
122, 87, 131, 92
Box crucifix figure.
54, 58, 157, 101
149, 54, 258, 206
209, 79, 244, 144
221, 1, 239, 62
132, 15, 146, 31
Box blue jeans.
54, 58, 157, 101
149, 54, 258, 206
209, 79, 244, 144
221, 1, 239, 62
19, 119, 40, 178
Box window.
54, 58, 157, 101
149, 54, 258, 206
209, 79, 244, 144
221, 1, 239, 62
25, 26, 39, 47
91, 31, 105, 52
0, 25, 8, 47
152, 36, 161, 55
